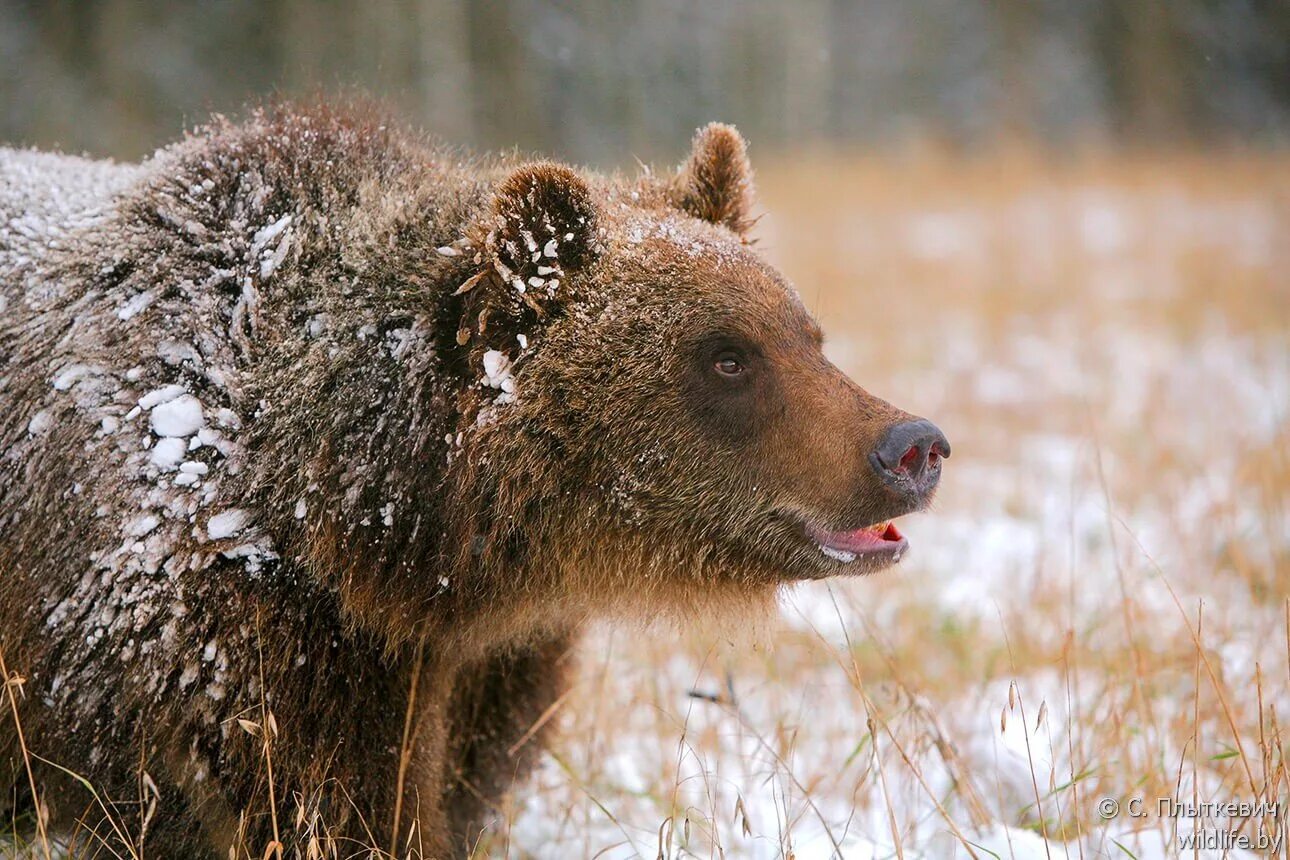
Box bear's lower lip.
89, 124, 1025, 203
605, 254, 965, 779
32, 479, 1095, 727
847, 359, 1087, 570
804, 520, 908, 565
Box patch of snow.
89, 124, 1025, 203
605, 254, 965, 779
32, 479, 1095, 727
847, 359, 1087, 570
249, 214, 292, 255
481, 349, 515, 400
206, 509, 249, 540
138, 385, 186, 410
149, 437, 187, 471
27, 410, 52, 434
126, 514, 159, 537
51, 363, 101, 391
157, 340, 200, 366
116, 289, 157, 321
214, 408, 241, 430
149, 395, 204, 437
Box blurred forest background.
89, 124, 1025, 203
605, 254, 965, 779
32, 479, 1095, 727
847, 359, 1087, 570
1, 0, 1288, 163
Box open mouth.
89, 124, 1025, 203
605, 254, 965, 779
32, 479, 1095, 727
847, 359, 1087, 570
804, 519, 908, 566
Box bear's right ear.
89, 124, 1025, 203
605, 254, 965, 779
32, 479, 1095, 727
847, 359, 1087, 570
485, 162, 599, 289
454, 164, 599, 348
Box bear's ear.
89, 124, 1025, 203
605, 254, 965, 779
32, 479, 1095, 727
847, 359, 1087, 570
677, 123, 756, 236
486, 162, 599, 281
453, 164, 598, 349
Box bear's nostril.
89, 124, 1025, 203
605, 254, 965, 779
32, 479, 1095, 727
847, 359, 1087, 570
872, 419, 950, 488
898, 445, 921, 472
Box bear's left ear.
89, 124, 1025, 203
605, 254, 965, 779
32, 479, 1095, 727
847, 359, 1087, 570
677, 123, 756, 236
486, 162, 599, 286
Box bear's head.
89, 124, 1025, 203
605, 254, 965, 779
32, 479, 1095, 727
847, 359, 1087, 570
449, 125, 949, 614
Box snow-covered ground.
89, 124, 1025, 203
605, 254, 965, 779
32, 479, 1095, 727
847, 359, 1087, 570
501, 155, 1290, 859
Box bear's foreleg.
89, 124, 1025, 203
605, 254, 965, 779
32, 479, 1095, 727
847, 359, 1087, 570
442, 631, 576, 853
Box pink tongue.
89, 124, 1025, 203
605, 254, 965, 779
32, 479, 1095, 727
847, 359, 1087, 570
814, 522, 903, 552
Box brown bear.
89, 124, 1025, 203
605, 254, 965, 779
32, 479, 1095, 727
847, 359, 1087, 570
0, 103, 949, 858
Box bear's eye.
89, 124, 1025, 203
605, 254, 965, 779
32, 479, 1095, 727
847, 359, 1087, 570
714, 354, 745, 377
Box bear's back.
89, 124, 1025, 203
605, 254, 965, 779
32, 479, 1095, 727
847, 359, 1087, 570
0, 149, 144, 285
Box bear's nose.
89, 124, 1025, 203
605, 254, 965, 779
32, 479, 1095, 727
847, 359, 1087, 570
871, 419, 950, 495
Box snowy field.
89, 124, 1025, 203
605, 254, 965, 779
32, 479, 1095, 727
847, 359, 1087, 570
493, 153, 1290, 859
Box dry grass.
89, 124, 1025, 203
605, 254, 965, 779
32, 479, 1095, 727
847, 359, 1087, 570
5, 148, 1289, 858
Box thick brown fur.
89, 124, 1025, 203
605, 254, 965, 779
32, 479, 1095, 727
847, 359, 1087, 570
0, 102, 925, 857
